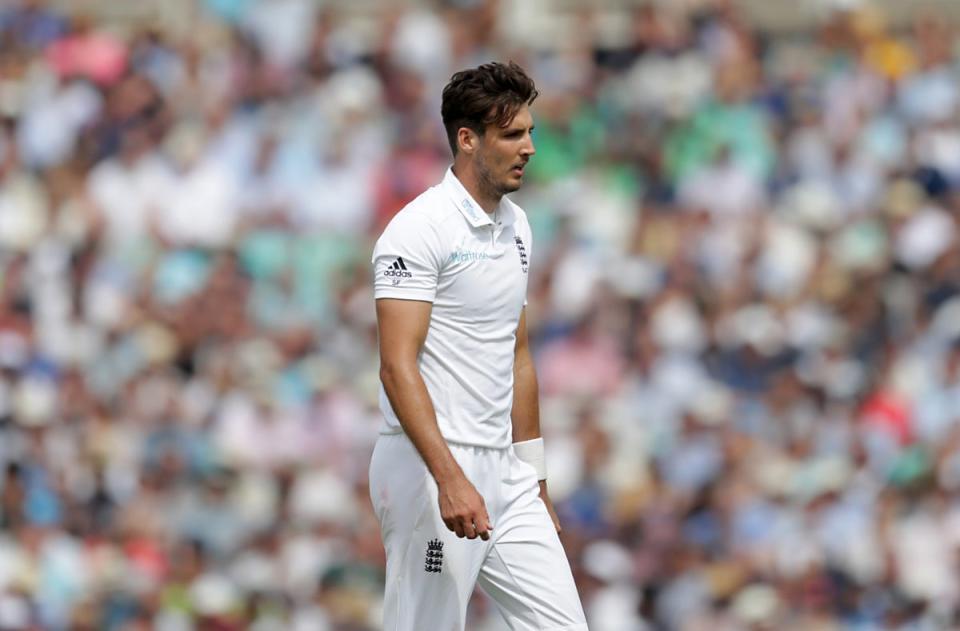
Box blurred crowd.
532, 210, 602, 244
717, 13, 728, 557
3, 0, 960, 628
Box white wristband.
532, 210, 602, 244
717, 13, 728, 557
513, 437, 547, 480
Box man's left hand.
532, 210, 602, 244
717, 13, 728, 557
538, 480, 562, 534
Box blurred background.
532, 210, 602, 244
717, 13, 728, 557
4, 0, 960, 629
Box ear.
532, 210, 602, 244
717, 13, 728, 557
457, 127, 479, 155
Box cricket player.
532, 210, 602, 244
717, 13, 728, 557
369, 61, 588, 630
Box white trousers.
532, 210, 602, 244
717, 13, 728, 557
369, 433, 588, 631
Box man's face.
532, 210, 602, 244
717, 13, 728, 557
474, 105, 535, 197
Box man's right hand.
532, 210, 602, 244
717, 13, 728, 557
437, 474, 492, 540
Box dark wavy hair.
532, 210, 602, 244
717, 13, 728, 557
441, 61, 539, 156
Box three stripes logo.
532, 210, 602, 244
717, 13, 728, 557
383, 257, 413, 278
424, 539, 444, 573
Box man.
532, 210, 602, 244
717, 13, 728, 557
369, 62, 588, 631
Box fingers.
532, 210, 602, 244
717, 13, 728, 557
459, 519, 482, 540
438, 483, 493, 540
467, 516, 494, 541
444, 515, 494, 540
446, 518, 471, 539
548, 507, 562, 534
543, 496, 562, 534
475, 512, 492, 541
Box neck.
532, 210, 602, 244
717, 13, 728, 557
451, 161, 500, 215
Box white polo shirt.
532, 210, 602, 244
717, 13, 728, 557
372, 168, 532, 448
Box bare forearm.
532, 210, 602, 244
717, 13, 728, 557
380, 362, 463, 483
511, 348, 541, 442
375, 298, 491, 539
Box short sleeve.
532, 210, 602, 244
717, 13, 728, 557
372, 210, 444, 302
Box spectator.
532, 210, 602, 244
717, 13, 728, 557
1, 2, 960, 629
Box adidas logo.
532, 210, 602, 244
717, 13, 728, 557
383, 257, 412, 278
424, 538, 443, 573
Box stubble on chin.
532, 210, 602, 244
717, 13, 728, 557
476, 153, 523, 199
501, 179, 521, 195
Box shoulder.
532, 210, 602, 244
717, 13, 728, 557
375, 186, 462, 265
380, 184, 460, 239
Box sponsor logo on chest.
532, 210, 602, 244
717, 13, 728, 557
448, 250, 492, 263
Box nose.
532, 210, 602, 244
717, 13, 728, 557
521, 133, 535, 157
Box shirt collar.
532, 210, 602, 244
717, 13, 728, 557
442, 167, 516, 229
